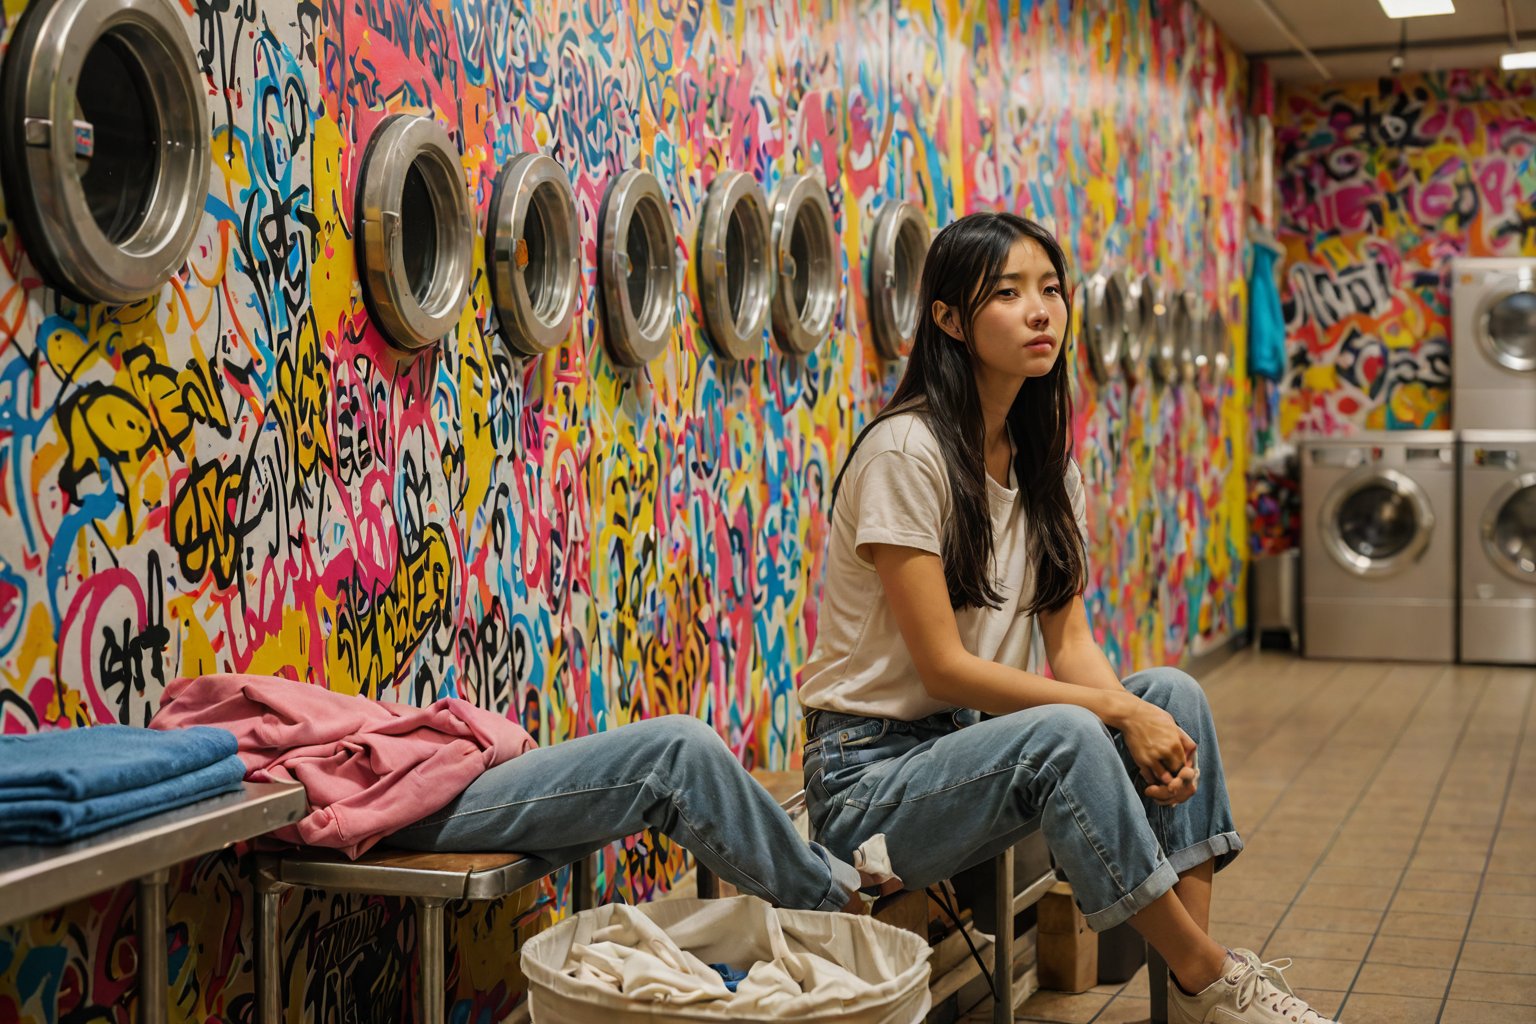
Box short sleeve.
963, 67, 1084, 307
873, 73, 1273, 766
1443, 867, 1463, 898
849, 449, 947, 559
1067, 459, 1088, 541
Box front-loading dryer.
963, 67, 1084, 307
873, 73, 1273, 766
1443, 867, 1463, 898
1452, 258, 1536, 430
1460, 430, 1536, 665
1301, 432, 1456, 662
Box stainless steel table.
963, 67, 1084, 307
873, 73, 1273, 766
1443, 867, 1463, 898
0, 781, 306, 1022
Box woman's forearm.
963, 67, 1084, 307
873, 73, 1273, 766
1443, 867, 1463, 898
926, 651, 1134, 723
1048, 639, 1127, 692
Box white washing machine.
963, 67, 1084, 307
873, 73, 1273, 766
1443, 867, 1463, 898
1460, 431, 1536, 665
1301, 432, 1456, 662
1452, 258, 1536, 430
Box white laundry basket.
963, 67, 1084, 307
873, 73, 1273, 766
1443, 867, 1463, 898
521, 896, 931, 1024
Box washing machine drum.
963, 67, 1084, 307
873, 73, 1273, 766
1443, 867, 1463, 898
1321, 468, 1434, 576
1481, 290, 1536, 373
1484, 476, 1536, 580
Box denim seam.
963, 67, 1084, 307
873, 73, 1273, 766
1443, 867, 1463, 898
1048, 761, 1127, 892
394, 779, 655, 832
858, 754, 1038, 809
651, 771, 792, 908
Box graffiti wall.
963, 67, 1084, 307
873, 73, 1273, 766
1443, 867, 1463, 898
1275, 69, 1536, 435
0, 0, 1248, 1019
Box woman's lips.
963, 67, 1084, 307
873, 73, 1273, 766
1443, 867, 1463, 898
1026, 336, 1055, 350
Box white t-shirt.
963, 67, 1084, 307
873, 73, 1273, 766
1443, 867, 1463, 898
797, 412, 1086, 720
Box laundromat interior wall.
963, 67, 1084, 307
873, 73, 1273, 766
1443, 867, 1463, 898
0, 0, 1249, 1020
1274, 69, 1536, 437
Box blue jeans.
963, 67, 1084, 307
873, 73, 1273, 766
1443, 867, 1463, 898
803, 668, 1243, 931
388, 715, 859, 912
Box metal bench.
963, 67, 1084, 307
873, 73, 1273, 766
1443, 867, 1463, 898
0, 782, 305, 1024
255, 847, 595, 1024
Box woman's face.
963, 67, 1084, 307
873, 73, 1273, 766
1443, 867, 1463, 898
964, 237, 1068, 382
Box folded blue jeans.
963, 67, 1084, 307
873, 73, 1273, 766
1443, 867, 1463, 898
803, 667, 1243, 931
388, 715, 859, 912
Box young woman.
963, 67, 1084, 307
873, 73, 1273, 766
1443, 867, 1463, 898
798, 212, 1334, 1023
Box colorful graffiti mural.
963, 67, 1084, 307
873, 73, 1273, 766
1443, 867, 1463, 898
0, 0, 1248, 1019
1275, 69, 1536, 435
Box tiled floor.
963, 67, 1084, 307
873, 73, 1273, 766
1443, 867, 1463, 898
961, 650, 1536, 1023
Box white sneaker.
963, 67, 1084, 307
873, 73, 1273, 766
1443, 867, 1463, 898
1168, 954, 1337, 1023
1232, 947, 1295, 995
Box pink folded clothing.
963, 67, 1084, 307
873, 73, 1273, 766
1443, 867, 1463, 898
151, 674, 537, 858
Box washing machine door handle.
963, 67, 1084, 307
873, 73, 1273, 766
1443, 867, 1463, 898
1309, 447, 1366, 469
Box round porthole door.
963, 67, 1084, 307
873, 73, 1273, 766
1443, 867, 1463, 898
1477, 288, 1536, 374
869, 200, 929, 360
696, 170, 771, 362
1207, 305, 1230, 381
0, 0, 211, 303
1083, 267, 1128, 382
1147, 279, 1177, 387
1172, 290, 1199, 387
356, 114, 474, 351
487, 152, 580, 357
599, 168, 679, 367
1319, 465, 1435, 578
1198, 308, 1226, 388
1124, 273, 1158, 386
1482, 473, 1536, 583
769, 174, 839, 356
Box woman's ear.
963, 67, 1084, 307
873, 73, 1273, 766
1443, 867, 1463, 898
931, 300, 965, 342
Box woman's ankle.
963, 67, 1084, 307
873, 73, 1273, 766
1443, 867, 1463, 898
1169, 943, 1231, 995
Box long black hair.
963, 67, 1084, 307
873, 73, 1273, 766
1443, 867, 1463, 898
832, 212, 1086, 616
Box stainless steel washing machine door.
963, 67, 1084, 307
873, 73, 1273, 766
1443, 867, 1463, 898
1318, 465, 1435, 577
1477, 287, 1536, 374
1482, 473, 1536, 582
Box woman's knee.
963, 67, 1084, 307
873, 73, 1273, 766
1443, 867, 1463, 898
642, 713, 725, 750
1126, 666, 1206, 710
1019, 704, 1114, 752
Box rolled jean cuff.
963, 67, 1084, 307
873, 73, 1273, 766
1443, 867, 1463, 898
1166, 830, 1244, 876
810, 842, 859, 911
1083, 859, 1180, 932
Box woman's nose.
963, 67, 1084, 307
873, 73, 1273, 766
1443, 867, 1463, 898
1026, 305, 1049, 329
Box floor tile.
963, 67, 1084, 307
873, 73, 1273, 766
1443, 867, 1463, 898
1476, 892, 1536, 920
1090, 997, 1150, 1023
1399, 868, 1482, 892
1011, 988, 1110, 1023
1333, 992, 1441, 1024
1484, 873, 1536, 896
1458, 941, 1536, 974
1351, 961, 1450, 999
1283, 905, 1382, 934
1469, 911, 1536, 945
1440, 1000, 1536, 1023
1390, 888, 1478, 916
1364, 934, 1464, 968
1263, 926, 1374, 961
1282, 957, 1361, 991
1447, 968, 1536, 1005
1295, 882, 1394, 911
1380, 909, 1471, 940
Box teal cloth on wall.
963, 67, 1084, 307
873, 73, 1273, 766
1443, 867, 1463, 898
1249, 245, 1286, 382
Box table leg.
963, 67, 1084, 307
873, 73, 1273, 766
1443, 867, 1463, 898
255, 861, 289, 1024
416, 897, 447, 1024
992, 846, 1014, 1024
137, 868, 171, 1024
